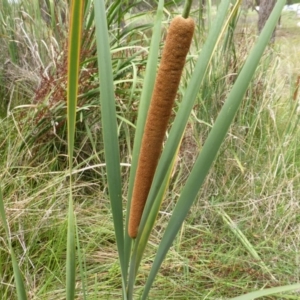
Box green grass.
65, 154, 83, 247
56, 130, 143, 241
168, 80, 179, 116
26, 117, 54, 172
1, 0, 300, 299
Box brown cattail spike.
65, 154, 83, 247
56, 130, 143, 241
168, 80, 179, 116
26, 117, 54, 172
128, 16, 195, 238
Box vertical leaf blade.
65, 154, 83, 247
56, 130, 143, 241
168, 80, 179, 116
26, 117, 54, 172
66, 0, 84, 299
94, 0, 126, 290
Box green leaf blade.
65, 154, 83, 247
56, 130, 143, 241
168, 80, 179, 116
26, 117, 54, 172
94, 0, 126, 290
230, 283, 300, 300
66, 0, 84, 299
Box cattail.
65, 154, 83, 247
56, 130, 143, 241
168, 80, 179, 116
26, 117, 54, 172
128, 16, 195, 238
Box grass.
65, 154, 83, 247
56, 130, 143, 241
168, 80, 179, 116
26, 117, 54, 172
1, 0, 300, 299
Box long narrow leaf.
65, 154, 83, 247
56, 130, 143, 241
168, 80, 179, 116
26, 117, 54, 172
0, 186, 27, 300
94, 0, 126, 292
127, 153, 175, 298
66, 188, 75, 300
128, 137, 183, 293
230, 283, 300, 300
66, 0, 84, 299
142, 0, 286, 298
67, 1, 84, 166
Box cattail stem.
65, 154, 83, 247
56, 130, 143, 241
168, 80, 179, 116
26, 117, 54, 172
182, 0, 193, 19
128, 16, 195, 238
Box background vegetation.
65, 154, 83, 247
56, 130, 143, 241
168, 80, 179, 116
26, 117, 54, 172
1, 0, 300, 299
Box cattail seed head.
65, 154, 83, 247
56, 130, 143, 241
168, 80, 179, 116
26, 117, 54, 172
128, 16, 195, 238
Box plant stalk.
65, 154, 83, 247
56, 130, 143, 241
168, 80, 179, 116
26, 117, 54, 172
182, 0, 193, 18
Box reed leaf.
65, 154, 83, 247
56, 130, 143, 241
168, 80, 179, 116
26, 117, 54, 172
66, 0, 84, 299
94, 0, 126, 292
141, 0, 286, 298
127, 152, 176, 295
